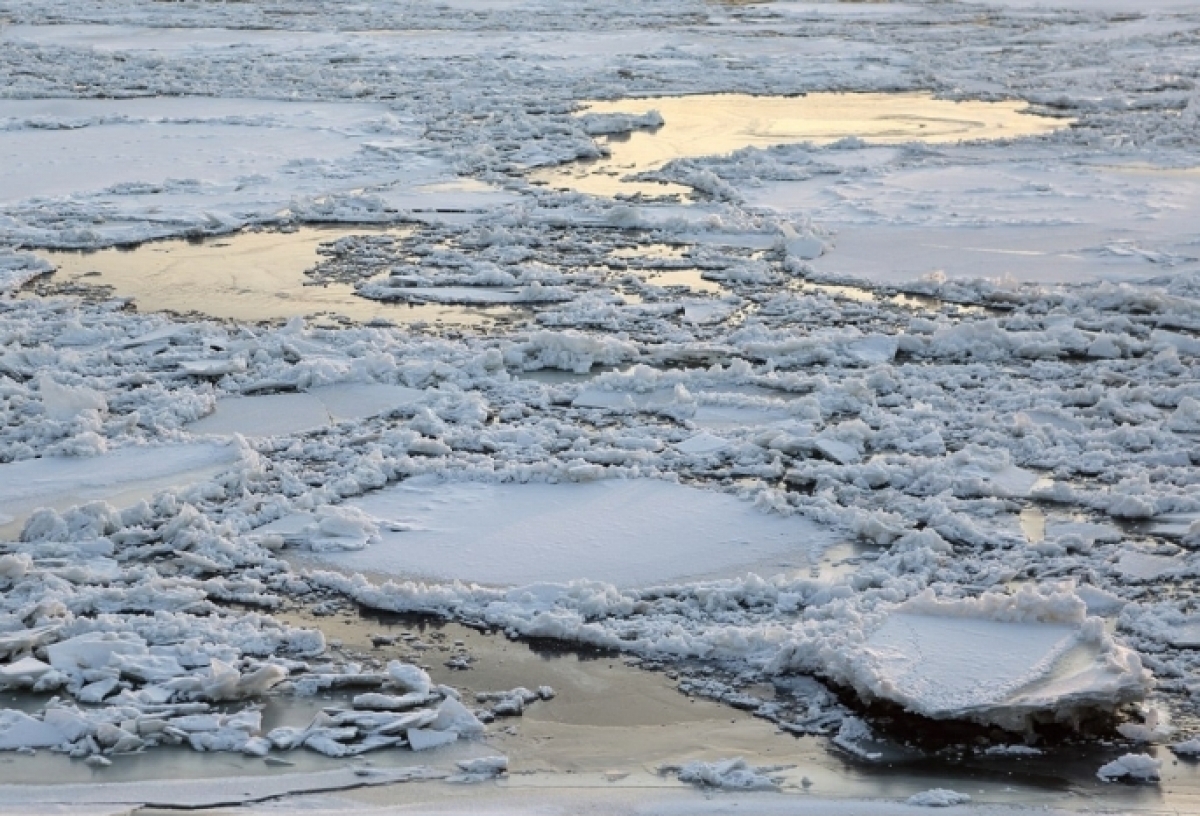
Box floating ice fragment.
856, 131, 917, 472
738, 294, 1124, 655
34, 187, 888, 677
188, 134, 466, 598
352, 692, 431, 711
431, 698, 485, 736
668, 757, 783, 791
456, 755, 508, 775
387, 660, 433, 696
824, 588, 1151, 731
47, 633, 149, 676
906, 789, 971, 807
1116, 551, 1178, 581
0, 657, 53, 687
407, 728, 458, 751
1096, 753, 1161, 783
947, 447, 1039, 499
1170, 738, 1200, 757
673, 432, 730, 456
0, 710, 67, 750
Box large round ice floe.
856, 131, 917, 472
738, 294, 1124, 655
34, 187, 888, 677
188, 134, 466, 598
814, 587, 1152, 732
281, 476, 838, 588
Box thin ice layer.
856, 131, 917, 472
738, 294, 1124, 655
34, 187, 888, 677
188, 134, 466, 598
297, 476, 836, 587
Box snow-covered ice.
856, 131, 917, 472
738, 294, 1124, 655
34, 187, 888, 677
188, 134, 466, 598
289, 475, 838, 587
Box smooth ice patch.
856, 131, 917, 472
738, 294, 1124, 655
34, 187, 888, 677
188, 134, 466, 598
0, 97, 513, 246
0, 443, 241, 540
294, 476, 837, 587
187, 384, 429, 438
755, 162, 1200, 286
534, 93, 1065, 198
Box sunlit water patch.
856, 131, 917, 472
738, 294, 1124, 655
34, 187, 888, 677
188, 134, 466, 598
29, 227, 523, 327
533, 93, 1067, 198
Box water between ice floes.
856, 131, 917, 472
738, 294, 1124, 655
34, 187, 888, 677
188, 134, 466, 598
30, 227, 522, 327
533, 93, 1068, 198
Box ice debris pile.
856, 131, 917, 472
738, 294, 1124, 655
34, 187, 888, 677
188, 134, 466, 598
0, 650, 486, 760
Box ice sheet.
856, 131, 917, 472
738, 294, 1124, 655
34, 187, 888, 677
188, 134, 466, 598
297, 476, 836, 587
188, 384, 429, 438
0, 444, 241, 539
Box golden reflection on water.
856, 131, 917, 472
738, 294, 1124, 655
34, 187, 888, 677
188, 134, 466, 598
32, 227, 518, 327
533, 92, 1068, 198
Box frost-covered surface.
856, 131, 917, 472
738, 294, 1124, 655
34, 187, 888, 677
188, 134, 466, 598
1, 0, 1200, 790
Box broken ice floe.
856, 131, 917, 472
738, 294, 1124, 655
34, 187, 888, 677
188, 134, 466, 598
814, 587, 1152, 731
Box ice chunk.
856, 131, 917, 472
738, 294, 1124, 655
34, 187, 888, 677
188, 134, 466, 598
669, 757, 782, 791
387, 661, 433, 696
1170, 739, 1200, 757
907, 789, 971, 807
0, 710, 67, 750
1116, 551, 1179, 581
0, 657, 53, 687
826, 588, 1151, 730
947, 447, 1040, 498
302, 476, 837, 587
814, 436, 861, 465
407, 728, 458, 751
1096, 753, 1161, 783
352, 692, 432, 712
672, 432, 730, 456
431, 698, 485, 736
0, 625, 60, 659
47, 633, 148, 675
456, 755, 508, 775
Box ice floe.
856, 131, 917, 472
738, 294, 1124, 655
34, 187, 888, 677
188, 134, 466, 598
285, 476, 838, 587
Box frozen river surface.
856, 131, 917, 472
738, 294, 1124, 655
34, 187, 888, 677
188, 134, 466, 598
2, 0, 1200, 812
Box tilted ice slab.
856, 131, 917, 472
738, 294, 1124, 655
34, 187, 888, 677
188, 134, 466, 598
825, 588, 1152, 731
0, 443, 242, 539
291, 476, 837, 587
186, 384, 429, 439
